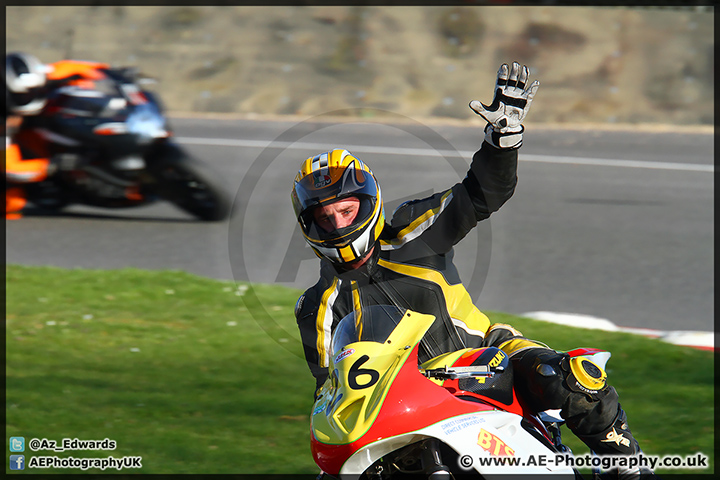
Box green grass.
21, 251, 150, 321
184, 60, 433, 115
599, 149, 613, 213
5, 265, 714, 475
489, 313, 715, 475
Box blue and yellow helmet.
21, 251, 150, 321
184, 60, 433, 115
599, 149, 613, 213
291, 149, 384, 265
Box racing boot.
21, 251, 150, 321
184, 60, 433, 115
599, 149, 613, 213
578, 408, 658, 479
6, 187, 27, 219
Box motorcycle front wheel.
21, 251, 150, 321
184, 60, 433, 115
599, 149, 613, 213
148, 142, 231, 222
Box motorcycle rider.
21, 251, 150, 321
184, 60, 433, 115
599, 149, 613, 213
291, 62, 655, 478
5, 52, 55, 219
5, 52, 111, 219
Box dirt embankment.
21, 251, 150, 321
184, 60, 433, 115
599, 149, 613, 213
7, 6, 714, 126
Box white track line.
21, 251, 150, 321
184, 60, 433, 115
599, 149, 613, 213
519, 154, 713, 172
176, 137, 713, 173
522, 311, 714, 351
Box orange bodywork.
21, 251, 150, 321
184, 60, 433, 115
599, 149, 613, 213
5, 143, 50, 183
47, 60, 110, 91
5, 142, 51, 218
47, 60, 109, 81
6, 187, 27, 219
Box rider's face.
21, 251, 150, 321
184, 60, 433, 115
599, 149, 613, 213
313, 196, 360, 232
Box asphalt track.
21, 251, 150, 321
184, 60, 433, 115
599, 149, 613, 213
5, 116, 713, 333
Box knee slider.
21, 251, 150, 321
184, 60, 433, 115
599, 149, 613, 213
562, 355, 608, 400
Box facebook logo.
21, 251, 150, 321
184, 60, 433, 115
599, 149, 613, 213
9, 437, 25, 452
9, 454, 25, 470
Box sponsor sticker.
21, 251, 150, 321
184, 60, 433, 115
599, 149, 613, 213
477, 428, 515, 457
334, 348, 355, 363
488, 350, 506, 368
313, 173, 331, 188
440, 415, 485, 435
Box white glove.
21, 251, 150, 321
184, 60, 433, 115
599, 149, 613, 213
469, 62, 539, 149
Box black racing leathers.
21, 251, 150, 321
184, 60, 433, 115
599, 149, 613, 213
294, 141, 518, 394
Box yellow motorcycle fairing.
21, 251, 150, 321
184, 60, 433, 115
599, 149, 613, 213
311, 310, 436, 446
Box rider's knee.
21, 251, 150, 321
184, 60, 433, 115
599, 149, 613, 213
511, 348, 620, 435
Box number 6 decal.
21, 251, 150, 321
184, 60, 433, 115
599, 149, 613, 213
348, 355, 380, 389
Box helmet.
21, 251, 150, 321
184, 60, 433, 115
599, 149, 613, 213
291, 149, 385, 266
5, 52, 50, 115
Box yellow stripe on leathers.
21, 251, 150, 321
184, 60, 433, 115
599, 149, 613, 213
382, 190, 453, 247
351, 281, 363, 340
316, 277, 339, 367
498, 338, 547, 357
377, 258, 490, 335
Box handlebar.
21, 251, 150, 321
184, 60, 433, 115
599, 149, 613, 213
422, 364, 504, 380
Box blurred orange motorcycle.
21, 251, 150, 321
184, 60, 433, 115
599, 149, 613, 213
6, 56, 229, 221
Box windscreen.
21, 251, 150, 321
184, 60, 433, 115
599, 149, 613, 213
330, 305, 406, 357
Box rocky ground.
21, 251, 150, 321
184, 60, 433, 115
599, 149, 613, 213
7, 5, 713, 126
